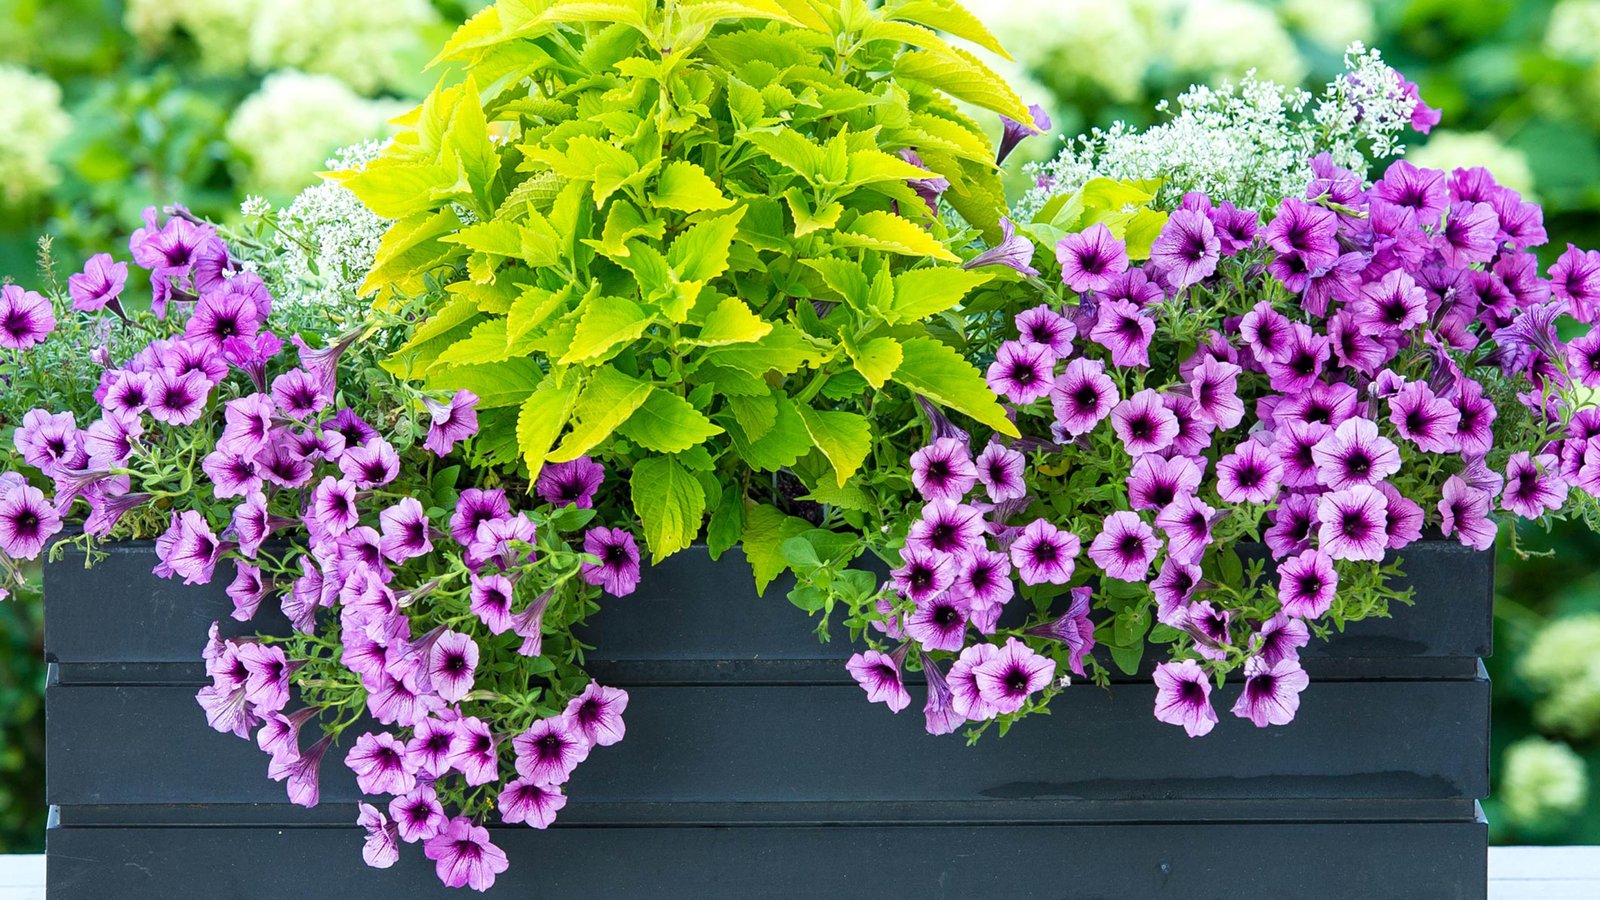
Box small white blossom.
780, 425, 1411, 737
240, 194, 273, 219
1018, 43, 1420, 218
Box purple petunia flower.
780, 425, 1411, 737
891, 545, 955, 602
1252, 613, 1311, 668
1262, 323, 1330, 395
468, 573, 515, 634
1277, 549, 1338, 619
973, 637, 1055, 715
1089, 298, 1156, 368
357, 803, 400, 869
147, 368, 211, 426
423, 816, 509, 892
1187, 356, 1244, 431
1265, 198, 1340, 270
1434, 201, 1500, 268
227, 561, 270, 622
1150, 208, 1220, 290
1024, 586, 1096, 676
910, 437, 977, 502
1101, 267, 1165, 307
579, 526, 641, 597
1316, 485, 1390, 562
423, 390, 480, 457
996, 103, 1051, 164
1372, 160, 1448, 226
379, 498, 434, 564
921, 651, 963, 736
1216, 439, 1283, 506
1009, 518, 1080, 585
1014, 304, 1076, 356
1273, 421, 1332, 490
907, 500, 985, 558
954, 548, 1014, 632
390, 784, 445, 844
310, 477, 361, 538
426, 631, 478, 703
448, 716, 500, 787
185, 287, 264, 353
1239, 300, 1291, 363
510, 588, 554, 658
1151, 558, 1201, 626
1127, 454, 1201, 512
1551, 244, 1600, 323
1210, 201, 1260, 255
1311, 417, 1402, 490
101, 370, 153, 417
1354, 269, 1428, 335
537, 457, 606, 509
1502, 452, 1567, 520
68, 253, 129, 313
900, 149, 949, 213
202, 449, 263, 500
1439, 475, 1497, 550
0, 285, 55, 350
986, 340, 1057, 404
500, 778, 567, 829
1110, 389, 1179, 456
1153, 659, 1217, 737
1276, 381, 1360, 430
270, 368, 330, 420
450, 488, 511, 547
340, 440, 400, 489
1057, 223, 1130, 293
947, 642, 1000, 721
1155, 492, 1216, 566
15, 409, 84, 477
1231, 657, 1310, 728
965, 217, 1040, 276
237, 642, 293, 713
1087, 510, 1159, 582
1376, 482, 1425, 550
846, 648, 911, 713
217, 393, 275, 461
346, 731, 418, 797
1050, 357, 1119, 437
268, 733, 333, 808
565, 682, 629, 748
0, 484, 62, 560
407, 717, 461, 781
905, 592, 971, 652
974, 441, 1027, 503
513, 716, 590, 786
1388, 381, 1462, 454
154, 510, 224, 584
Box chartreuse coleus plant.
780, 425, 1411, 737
340, 0, 1037, 591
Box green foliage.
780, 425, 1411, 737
349, 0, 1024, 561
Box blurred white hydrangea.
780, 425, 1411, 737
124, 0, 436, 93
1546, 0, 1600, 64
1519, 612, 1600, 739
248, 0, 441, 96
1020, 43, 1419, 217
0, 66, 72, 207
1172, 0, 1306, 86
1500, 736, 1589, 830
1278, 0, 1376, 53
225, 71, 404, 197
252, 141, 393, 331
973, 0, 1168, 103
123, 0, 261, 71
1409, 131, 1536, 197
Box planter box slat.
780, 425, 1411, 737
44, 542, 1493, 668
46, 677, 1489, 809
45, 818, 1488, 900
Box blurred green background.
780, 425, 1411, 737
1, 0, 1597, 852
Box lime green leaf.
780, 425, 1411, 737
837, 210, 959, 262
741, 502, 809, 595
893, 337, 1018, 437
690, 296, 771, 346
782, 188, 843, 237
422, 359, 546, 409
845, 335, 902, 388
437, 319, 512, 367
803, 257, 871, 310
796, 406, 872, 486
668, 208, 747, 282
844, 148, 936, 189
550, 366, 653, 461
534, 0, 654, 36
726, 391, 778, 440
631, 456, 706, 562
727, 392, 812, 470
653, 160, 733, 212
560, 294, 653, 363
706, 486, 746, 561
1122, 208, 1169, 261
701, 323, 828, 375
894, 46, 1032, 125
617, 390, 724, 453
506, 285, 572, 344
742, 128, 822, 181
887, 0, 1013, 59
440, 220, 523, 256
889, 267, 989, 323
341, 161, 460, 219
586, 201, 665, 260
516, 372, 582, 480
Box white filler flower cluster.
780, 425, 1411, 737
1018, 43, 1420, 218
0, 65, 72, 207
250, 141, 393, 331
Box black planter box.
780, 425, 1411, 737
42, 541, 1493, 899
